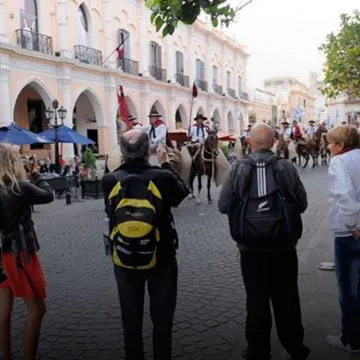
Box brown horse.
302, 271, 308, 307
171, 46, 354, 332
320, 132, 330, 165
188, 131, 219, 204
296, 125, 327, 168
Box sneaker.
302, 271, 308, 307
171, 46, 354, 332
326, 334, 360, 353
283, 345, 310, 360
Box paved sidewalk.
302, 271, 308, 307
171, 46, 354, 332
229, 216, 357, 360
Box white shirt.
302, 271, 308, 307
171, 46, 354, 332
143, 123, 167, 145
306, 125, 317, 136
189, 124, 209, 142
282, 127, 292, 140
328, 149, 360, 236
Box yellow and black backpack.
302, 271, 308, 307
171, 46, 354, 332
108, 171, 162, 270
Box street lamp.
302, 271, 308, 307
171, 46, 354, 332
45, 99, 67, 174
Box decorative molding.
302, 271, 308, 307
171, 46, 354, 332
0, 67, 9, 81
59, 78, 71, 93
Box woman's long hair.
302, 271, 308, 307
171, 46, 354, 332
0, 144, 27, 192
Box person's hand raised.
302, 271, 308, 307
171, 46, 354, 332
156, 143, 168, 165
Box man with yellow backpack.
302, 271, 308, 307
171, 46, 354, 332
102, 129, 189, 360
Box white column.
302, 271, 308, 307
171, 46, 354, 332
0, 0, 8, 43
166, 38, 175, 83
138, 3, 148, 76
0, 55, 11, 126
206, 38, 212, 93
140, 83, 151, 123
187, 28, 194, 85
105, 76, 119, 150
58, 0, 71, 58
59, 68, 74, 160
103, 0, 116, 69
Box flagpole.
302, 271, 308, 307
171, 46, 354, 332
188, 96, 194, 136
188, 82, 198, 137
102, 32, 130, 66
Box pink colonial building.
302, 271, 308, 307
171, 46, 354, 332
0, 0, 249, 158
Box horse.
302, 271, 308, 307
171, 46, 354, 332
296, 125, 328, 168
275, 132, 297, 165
188, 131, 219, 204
320, 132, 330, 165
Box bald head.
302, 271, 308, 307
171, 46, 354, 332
248, 124, 274, 152
120, 129, 150, 163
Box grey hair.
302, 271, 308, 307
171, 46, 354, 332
120, 130, 150, 162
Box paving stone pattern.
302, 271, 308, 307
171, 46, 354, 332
9, 166, 329, 360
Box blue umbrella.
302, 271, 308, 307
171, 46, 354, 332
38, 125, 95, 145
0, 123, 53, 145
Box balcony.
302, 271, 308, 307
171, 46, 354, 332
213, 84, 223, 95
149, 66, 167, 82
240, 91, 250, 101
196, 79, 208, 92
227, 88, 236, 98
119, 58, 139, 76
16, 29, 53, 55
175, 73, 190, 87
74, 45, 102, 66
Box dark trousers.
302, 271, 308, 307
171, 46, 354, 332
240, 250, 307, 360
114, 258, 178, 360
335, 236, 360, 348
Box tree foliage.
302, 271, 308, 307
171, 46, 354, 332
320, 10, 360, 98
146, 0, 254, 37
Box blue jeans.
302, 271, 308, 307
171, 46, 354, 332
335, 236, 360, 348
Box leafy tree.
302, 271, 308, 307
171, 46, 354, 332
146, 0, 254, 37
319, 10, 360, 98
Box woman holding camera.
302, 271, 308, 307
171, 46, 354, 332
0, 144, 54, 360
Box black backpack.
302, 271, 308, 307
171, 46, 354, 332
107, 170, 163, 270
228, 156, 295, 247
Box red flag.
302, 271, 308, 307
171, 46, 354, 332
192, 82, 198, 98
117, 85, 131, 132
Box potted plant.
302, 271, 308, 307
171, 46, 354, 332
81, 148, 104, 199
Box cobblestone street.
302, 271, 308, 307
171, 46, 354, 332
10, 165, 335, 360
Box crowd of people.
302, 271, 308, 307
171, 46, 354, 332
0, 121, 359, 360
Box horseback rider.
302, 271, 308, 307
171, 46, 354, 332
189, 114, 210, 144
143, 110, 173, 165
292, 120, 305, 142
281, 121, 292, 159
128, 114, 143, 129
243, 124, 252, 154
305, 120, 318, 139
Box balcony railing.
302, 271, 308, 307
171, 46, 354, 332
227, 88, 236, 98
74, 45, 102, 66
175, 73, 190, 87
240, 91, 250, 101
16, 29, 53, 55
149, 66, 167, 82
213, 83, 223, 95
119, 58, 139, 75
196, 79, 208, 92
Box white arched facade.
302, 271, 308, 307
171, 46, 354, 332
12, 78, 53, 114
175, 103, 188, 128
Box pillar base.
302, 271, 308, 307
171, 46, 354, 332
0, 34, 8, 44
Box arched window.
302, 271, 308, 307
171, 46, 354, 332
77, 4, 89, 46
20, 0, 38, 33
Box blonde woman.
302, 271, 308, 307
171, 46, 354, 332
326, 125, 360, 352
0, 144, 54, 360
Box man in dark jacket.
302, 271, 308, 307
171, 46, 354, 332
102, 129, 189, 360
218, 124, 309, 360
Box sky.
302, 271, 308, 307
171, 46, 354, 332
227, 0, 359, 89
